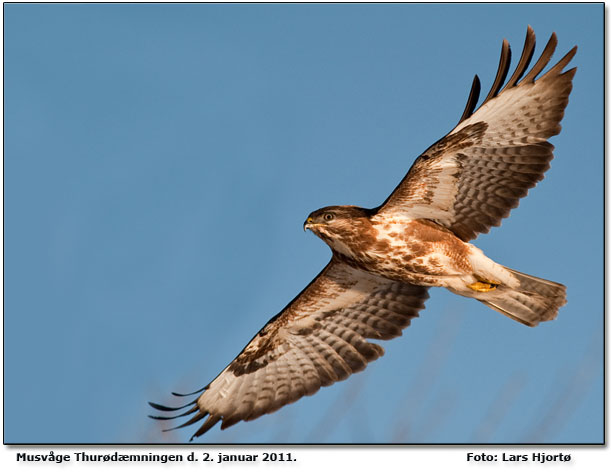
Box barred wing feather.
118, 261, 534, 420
150, 258, 429, 439
377, 26, 577, 241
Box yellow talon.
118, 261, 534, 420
467, 278, 500, 292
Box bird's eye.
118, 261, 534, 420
323, 213, 334, 221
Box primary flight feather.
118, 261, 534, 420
150, 27, 575, 440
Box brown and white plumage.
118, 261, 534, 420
378, 27, 576, 241
151, 27, 575, 439
151, 259, 428, 439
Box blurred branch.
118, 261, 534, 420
306, 372, 369, 442
524, 333, 602, 442
391, 306, 462, 442
416, 388, 458, 441
469, 372, 527, 442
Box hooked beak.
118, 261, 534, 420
303, 216, 314, 232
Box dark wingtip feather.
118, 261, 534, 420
457, 28, 575, 127
149, 406, 199, 421
220, 415, 242, 431
521, 32, 558, 83
171, 386, 207, 397
562, 66, 578, 81
540, 45, 578, 79
458, 75, 481, 124
162, 410, 208, 433
482, 38, 512, 105
502, 26, 536, 91
148, 400, 197, 412
190, 415, 222, 441
150, 414, 187, 421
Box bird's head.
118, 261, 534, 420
303, 205, 374, 253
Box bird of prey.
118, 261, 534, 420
150, 27, 576, 440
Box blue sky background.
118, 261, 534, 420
4, 3, 603, 444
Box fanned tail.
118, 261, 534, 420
478, 267, 566, 327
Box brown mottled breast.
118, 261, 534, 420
360, 217, 474, 283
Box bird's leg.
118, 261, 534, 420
467, 276, 500, 292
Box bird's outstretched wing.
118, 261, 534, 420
376, 27, 577, 241
150, 257, 429, 439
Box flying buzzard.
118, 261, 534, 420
150, 27, 575, 440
